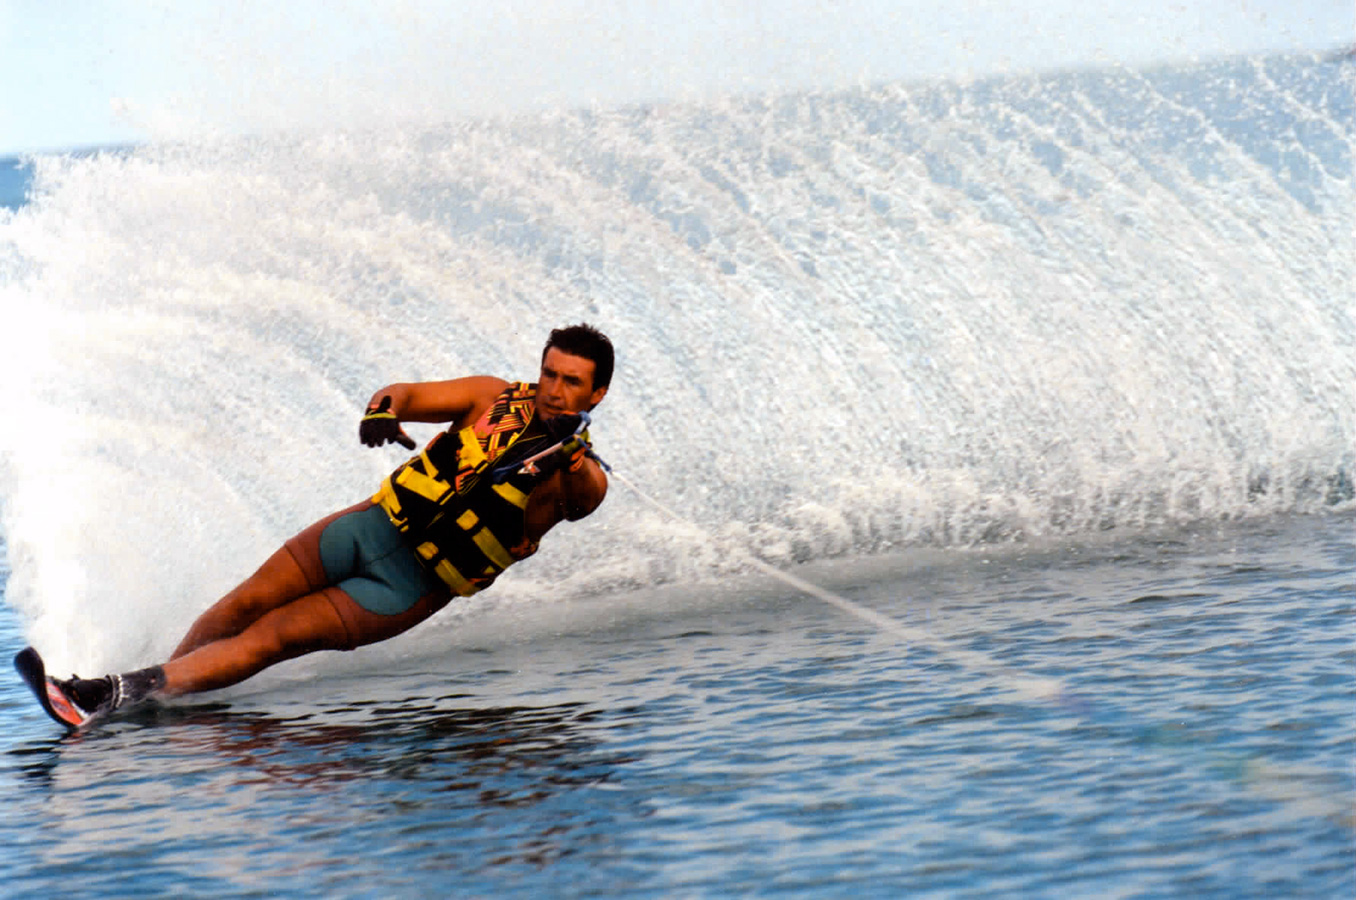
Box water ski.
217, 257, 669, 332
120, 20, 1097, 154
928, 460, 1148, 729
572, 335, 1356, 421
13, 646, 108, 731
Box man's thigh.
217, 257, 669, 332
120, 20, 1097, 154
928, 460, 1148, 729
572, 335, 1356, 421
315, 586, 450, 650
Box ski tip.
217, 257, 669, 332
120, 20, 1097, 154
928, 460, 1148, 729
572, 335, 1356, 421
14, 646, 44, 686
14, 645, 39, 672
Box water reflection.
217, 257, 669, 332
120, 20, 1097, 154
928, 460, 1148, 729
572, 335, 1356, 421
151, 697, 630, 794
5, 694, 645, 877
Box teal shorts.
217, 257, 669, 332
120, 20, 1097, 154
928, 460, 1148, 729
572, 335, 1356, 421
314, 503, 444, 616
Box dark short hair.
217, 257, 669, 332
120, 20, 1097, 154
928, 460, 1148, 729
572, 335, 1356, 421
543, 323, 614, 390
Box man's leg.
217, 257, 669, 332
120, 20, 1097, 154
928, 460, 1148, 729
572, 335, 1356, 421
170, 545, 316, 660
44, 586, 355, 724
161, 581, 449, 696
51, 501, 448, 717
162, 590, 352, 695
169, 501, 370, 661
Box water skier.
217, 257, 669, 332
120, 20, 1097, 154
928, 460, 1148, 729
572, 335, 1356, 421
17, 324, 614, 728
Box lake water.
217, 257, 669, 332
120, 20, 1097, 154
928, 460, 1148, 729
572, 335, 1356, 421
1, 512, 1352, 897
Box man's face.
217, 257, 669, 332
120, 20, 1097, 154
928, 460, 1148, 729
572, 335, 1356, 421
537, 347, 608, 419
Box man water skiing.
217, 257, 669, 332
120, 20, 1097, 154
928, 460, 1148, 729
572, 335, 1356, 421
15, 324, 614, 729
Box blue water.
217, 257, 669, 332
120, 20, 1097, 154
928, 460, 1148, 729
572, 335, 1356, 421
1, 50, 1353, 897
0, 157, 32, 211
1, 515, 1352, 897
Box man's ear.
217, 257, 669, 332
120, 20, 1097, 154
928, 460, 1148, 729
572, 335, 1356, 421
588, 385, 608, 410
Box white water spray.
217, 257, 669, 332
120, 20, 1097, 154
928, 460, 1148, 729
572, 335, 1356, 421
0, 53, 1352, 673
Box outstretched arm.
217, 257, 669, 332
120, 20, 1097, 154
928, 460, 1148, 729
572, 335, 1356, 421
367, 376, 510, 427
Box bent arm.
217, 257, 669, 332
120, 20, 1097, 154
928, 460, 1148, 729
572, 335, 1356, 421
368, 376, 509, 428
558, 456, 608, 521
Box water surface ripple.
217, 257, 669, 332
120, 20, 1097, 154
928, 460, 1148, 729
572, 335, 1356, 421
2, 514, 1351, 897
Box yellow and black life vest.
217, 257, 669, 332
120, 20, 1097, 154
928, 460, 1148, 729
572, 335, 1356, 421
372, 382, 577, 596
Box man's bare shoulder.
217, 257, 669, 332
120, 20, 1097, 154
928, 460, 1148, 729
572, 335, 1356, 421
456, 375, 514, 401
439, 375, 512, 426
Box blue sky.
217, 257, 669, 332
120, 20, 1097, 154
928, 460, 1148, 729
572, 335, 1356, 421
1, 1, 1349, 156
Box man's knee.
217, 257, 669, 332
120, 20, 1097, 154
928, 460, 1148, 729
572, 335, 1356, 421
288, 593, 354, 650
246, 594, 351, 661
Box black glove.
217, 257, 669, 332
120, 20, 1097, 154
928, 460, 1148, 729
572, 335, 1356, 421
543, 412, 585, 443
543, 412, 590, 471
360, 396, 416, 449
